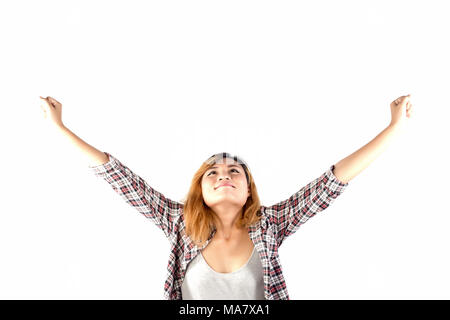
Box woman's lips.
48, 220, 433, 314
216, 184, 234, 189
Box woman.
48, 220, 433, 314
39, 94, 413, 300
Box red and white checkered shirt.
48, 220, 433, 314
89, 152, 349, 300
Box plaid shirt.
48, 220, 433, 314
89, 152, 349, 300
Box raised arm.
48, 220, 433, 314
333, 124, 401, 184
58, 125, 110, 167
39, 96, 182, 240
333, 94, 413, 184
39, 96, 109, 167
89, 153, 183, 240
262, 94, 414, 247
263, 165, 349, 247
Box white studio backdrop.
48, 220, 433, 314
0, 0, 449, 299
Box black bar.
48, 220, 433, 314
0, 300, 448, 319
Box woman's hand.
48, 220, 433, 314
389, 94, 413, 128
39, 96, 64, 128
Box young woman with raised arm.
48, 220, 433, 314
39, 94, 413, 300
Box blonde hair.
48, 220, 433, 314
180, 152, 262, 247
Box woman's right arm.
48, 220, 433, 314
39, 96, 182, 240
88, 153, 183, 240
58, 125, 110, 166
39, 96, 109, 167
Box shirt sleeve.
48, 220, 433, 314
263, 164, 349, 247
88, 152, 183, 240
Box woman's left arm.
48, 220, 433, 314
333, 94, 413, 184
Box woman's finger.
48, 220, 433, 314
40, 96, 53, 108
46, 97, 57, 108
48, 96, 60, 104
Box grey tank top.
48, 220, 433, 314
181, 246, 265, 300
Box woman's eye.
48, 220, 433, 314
207, 169, 239, 176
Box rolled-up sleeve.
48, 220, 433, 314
89, 152, 183, 240
264, 164, 349, 247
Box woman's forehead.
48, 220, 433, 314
207, 158, 245, 169
212, 158, 241, 165
205, 153, 247, 166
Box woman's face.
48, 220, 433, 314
201, 158, 250, 210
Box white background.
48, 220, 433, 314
1, 0, 449, 299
